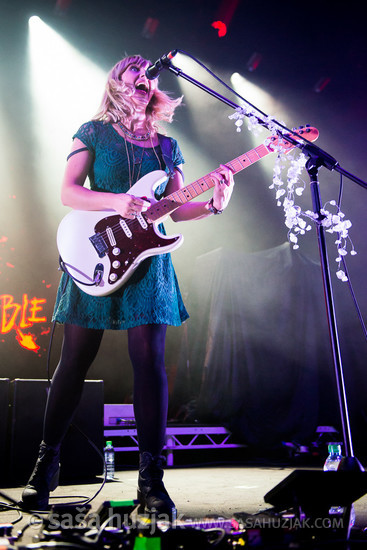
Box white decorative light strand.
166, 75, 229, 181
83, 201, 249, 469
229, 110, 356, 282
228, 106, 286, 137
318, 200, 356, 282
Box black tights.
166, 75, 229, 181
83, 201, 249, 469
43, 323, 168, 457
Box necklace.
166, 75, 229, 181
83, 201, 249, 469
121, 133, 162, 189
122, 136, 145, 188
118, 122, 150, 141
150, 135, 163, 171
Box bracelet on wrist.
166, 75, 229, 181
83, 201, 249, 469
207, 197, 223, 215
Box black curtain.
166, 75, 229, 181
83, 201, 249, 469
172, 243, 367, 458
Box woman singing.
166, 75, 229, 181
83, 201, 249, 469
21, 54, 234, 518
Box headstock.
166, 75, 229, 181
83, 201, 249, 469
265, 125, 319, 153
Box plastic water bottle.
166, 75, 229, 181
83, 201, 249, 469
323, 444, 342, 471
323, 443, 355, 528
104, 440, 115, 480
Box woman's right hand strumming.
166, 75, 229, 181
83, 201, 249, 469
110, 193, 150, 219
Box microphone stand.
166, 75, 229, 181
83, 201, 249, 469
164, 59, 367, 469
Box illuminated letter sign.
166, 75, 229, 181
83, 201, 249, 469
0, 294, 47, 352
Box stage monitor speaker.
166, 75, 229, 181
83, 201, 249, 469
8, 378, 104, 487
264, 469, 367, 516
0, 378, 10, 485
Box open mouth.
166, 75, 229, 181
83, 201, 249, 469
135, 83, 149, 94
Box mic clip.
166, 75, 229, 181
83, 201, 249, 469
146, 50, 178, 80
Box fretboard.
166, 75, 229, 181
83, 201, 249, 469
146, 143, 270, 222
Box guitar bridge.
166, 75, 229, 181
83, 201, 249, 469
89, 233, 108, 258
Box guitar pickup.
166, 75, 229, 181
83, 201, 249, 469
89, 233, 108, 258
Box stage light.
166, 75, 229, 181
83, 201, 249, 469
29, 15, 42, 25
230, 71, 289, 180
28, 16, 106, 216
28, 15, 105, 126
211, 20, 227, 37
142, 17, 159, 39
214, 0, 240, 34
54, 0, 72, 16
246, 52, 263, 72
313, 76, 331, 93
230, 72, 282, 123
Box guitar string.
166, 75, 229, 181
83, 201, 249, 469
98, 174, 214, 242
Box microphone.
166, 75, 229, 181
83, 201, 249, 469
145, 50, 178, 80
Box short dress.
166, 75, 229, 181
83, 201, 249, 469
52, 120, 189, 330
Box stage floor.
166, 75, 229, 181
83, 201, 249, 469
2, 465, 367, 546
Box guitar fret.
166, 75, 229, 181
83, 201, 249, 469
192, 181, 206, 194
246, 150, 261, 163
181, 187, 196, 199
178, 178, 212, 202
186, 183, 200, 197
190, 177, 211, 194
202, 175, 214, 189
230, 158, 249, 172
256, 144, 269, 157
172, 190, 187, 203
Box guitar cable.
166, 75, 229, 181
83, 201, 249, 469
58, 256, 104, 287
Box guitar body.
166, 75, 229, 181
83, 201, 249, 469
57, 171, 183, 297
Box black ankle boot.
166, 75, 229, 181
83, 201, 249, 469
137, 452, 176, 521
21, 441, 60, 511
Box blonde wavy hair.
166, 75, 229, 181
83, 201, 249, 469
93, 55, 183, 133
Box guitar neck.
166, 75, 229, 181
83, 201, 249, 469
146, 143, 271, 222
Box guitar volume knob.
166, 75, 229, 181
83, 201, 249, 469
112, 247, 120, 256
109, 273, 118, 282
112, 260, 121, 269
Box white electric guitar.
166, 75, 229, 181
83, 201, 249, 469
57, 126, 319, 296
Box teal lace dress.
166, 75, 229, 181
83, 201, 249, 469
52, 120, 189, 330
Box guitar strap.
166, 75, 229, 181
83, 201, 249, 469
158, 133, 174, 177
158, 134, 184, 182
